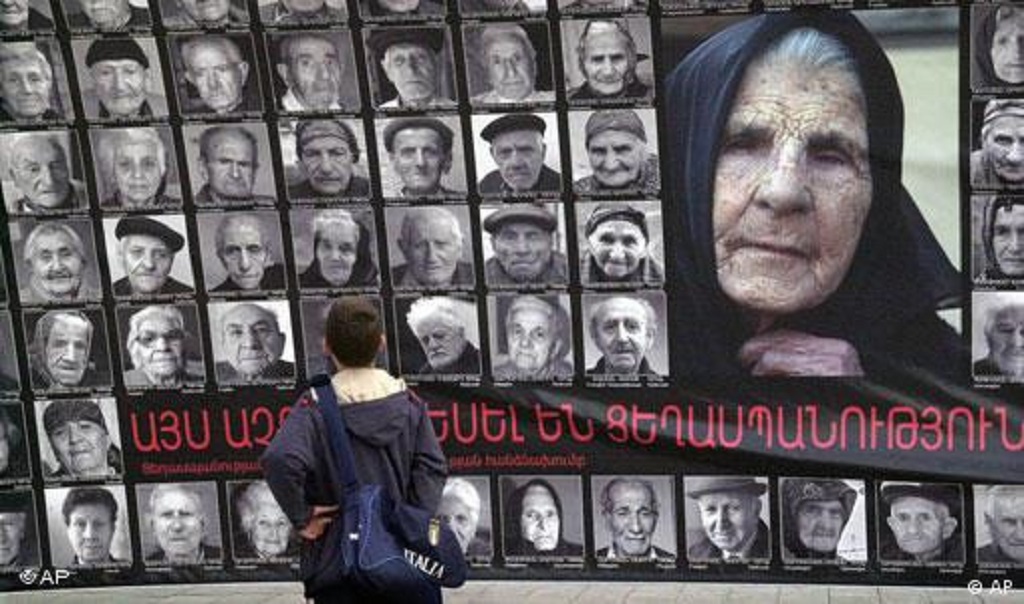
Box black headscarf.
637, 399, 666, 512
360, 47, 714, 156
300, 221, 379, 289
981, 195, 1023, 280
971, 4, 1024, 88
663, 11, 962, 379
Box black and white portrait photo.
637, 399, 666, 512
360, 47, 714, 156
364, 25, 457, 111
136, 481, 224, 566
558, 0, 647, 15
159, 0, 250, 29
472, 112, 562, 197
877, 482, 965, 566
257, 0, 346, 26
683, 476, 771, 564
457, 0, 545, 18
91, 127, 182, 210
0, 312, 20, 394
300, 296, 388, 377
70, 36, 168, 121
281, 118, 372, 202
62, 0, 152, 31
590, 475, 676, 564
501, 475, 585, 561
197, 211, 288, 295
385, 205, 475, 291
358, 0, 444, 21
0, 131, 89, 216
0, 403, 30, 483
462, 21, 555, 107
169, 33, 263, 117
974, 484, 1024, 567
0, 38, 74, 123
208, 299, 296, 386
779, 478, 867, 565
0, 0, 54, 35
439, 476, 493, 564
227, 479, 299, 563
973, 291, 1024, 383
560, 18, 654, 103
375, 115, 467, 199
971, 98, 1024, 191
24, 309, 113, 393
115, 303, 206, 390
576, 201, 664, 287
292, 206, 381, 292
267, 29, 361, 114
973, 195, 1024, 282
480, 203, 568, 289
972, 4, 1024, 91
12, 218, 103, 306
183, 123, 277, 206
44, 485, 132, 567
394, 294, 481, 379
488, 293, 573, 382
34, 397, 122, 481
581, 291, 668, 378
103, 214, 195, 299
568, 108, 660, 196
0, 489, 40, 570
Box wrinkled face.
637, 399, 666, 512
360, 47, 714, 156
507, 305, 556, 377
714, 60, 871, 321
696, 491, 761, 553
300, 136, 353, 195
479, 0, 519, 8
185, 43, 247, 113
152, 490, 204, 560
520, 485, 559, 552
439, 494, 479, 554
0, 512, 25, 565
492, 222, 553, 282
490, 130, 545, 191
886, 496, 954, 559
605, 483, 656, 557
587, 130, 645, 188
218, 220, 269, 289
381, 44, 437, 104
402, 217, 462, 286
414, 315, 467, 370
221, 305, 285, 378
987, 304, 1024, 378
592, 298, 652, 373
485, 38, 534, 100
984, 116, 1024, 184
0, 0, 28, 27
987, 493, 1024, 562
113, 141, 164, 206
130, 315, 186, 383
588, 220, 647, 279
44, 315, 91, 385
281, 0, 325, 12
0, 423, 9, 474
28, 231, 85, 300
580, 30, 631, 96
49, 418, 108, 476
795, 500, 846, 554
375, 0, 419, 13
80, 0, 130, 28
315, 223, 359, 286
179, 0, 231, 23
0, 55, 52, 118
202, 132, 257, 200
10, 138, 70, 208
390, 128, 449, 195
992, 15, 1024, 84
67, 504, 115, 564
249, 498, 291, 558
92, 59, 149, 117
121, 234, 174, 293
993, 205, 1024, 276
283, 37, 343, 110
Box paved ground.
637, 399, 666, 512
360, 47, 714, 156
2, 581, 1024, 603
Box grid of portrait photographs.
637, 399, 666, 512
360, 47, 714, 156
971, 4, 1024, 385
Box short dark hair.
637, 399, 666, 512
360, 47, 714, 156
62, 487, 117, 526
324, 297, 382, 367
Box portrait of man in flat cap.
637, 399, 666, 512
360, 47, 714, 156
366, 26, 456, 110
63, 0, 151, 31
72, 37, 167, 120
779, 478, 866, 564
577, 201, 664, 286
481, 203, 568, 287
684, 476, 771, 563
1, 131, 89, 215
285, 119, 371, 201
474, 112, 562, 196
378, 116, 466, 199
570, 108, 660, 195
878, 482, 965, 565
104, 215, 194, 298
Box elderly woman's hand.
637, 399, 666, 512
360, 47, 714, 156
738, 329, 864, 377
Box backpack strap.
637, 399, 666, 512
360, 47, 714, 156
309, 374, 361, 496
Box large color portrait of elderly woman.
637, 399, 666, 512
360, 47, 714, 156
660, 9, 962, 380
